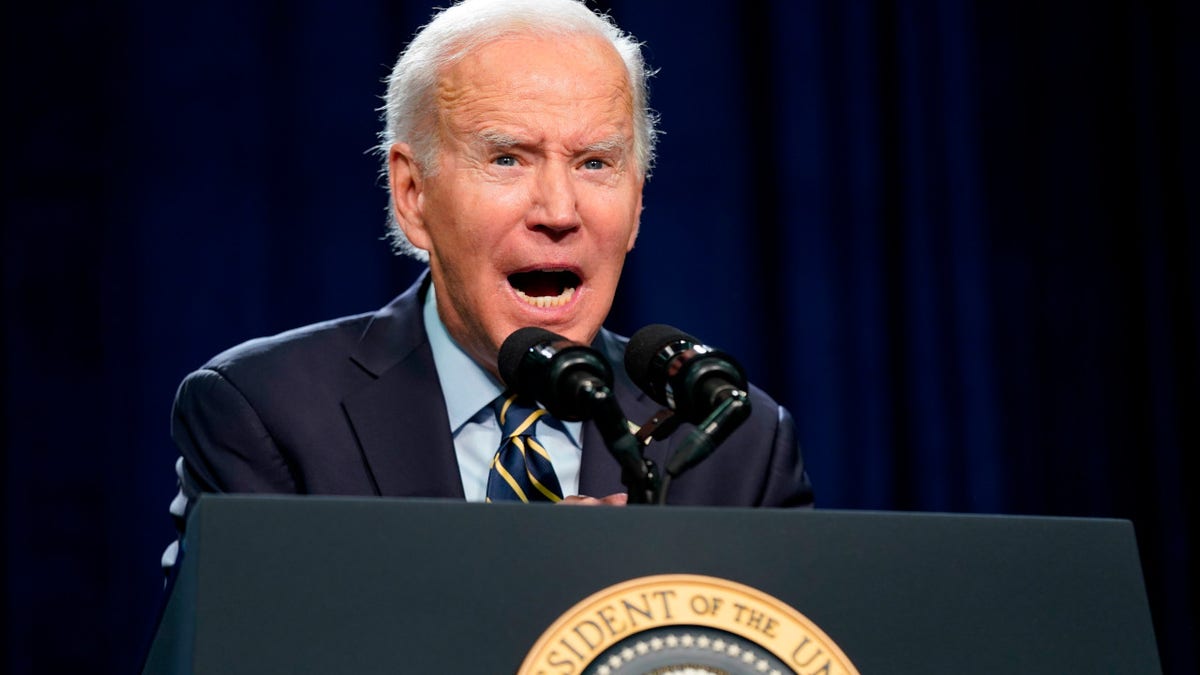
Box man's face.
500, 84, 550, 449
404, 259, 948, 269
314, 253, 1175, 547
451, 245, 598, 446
389, 34, 643, 376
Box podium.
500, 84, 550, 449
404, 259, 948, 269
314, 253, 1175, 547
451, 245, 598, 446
143, 495, 1161, 674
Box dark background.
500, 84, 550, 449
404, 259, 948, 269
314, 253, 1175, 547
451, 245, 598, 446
3, 1, 1196, 672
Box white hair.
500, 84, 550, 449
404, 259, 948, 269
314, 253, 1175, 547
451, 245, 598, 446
375, 0, 659, 260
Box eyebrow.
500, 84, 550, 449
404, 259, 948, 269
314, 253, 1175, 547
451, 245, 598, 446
579, 135, 628, 155
475, 130, 523, 149
473, 130, 628, 155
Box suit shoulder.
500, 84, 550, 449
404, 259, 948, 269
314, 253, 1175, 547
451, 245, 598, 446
199, 312, 375, 381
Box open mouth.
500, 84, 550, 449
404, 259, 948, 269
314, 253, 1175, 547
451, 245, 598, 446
508, 270, 580, 308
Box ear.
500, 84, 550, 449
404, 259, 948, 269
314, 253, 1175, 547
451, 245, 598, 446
625, 179, 644, 252
388, 143, 433, 251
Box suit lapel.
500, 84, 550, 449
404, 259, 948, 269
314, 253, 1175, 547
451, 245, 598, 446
342, 272, 466, 499
342, 348, 464, 498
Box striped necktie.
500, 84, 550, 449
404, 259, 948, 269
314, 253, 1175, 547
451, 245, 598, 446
486, 393, 564, 503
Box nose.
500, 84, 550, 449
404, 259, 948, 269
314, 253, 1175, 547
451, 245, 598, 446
529, 161, 580, 232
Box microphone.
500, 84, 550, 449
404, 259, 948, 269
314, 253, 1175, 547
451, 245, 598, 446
624, 324, 749, 424
498, 327, 613, 421
625, 324, 753, 485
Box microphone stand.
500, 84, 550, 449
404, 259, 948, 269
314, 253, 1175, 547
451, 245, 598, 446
654, 389, 751, 505
581, 381, 661, 505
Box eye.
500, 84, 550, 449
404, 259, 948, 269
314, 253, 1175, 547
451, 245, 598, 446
493, 155, 518, 167
582, 158, 607, 171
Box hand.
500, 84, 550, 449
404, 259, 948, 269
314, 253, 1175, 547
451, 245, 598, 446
559, 493, 628, 506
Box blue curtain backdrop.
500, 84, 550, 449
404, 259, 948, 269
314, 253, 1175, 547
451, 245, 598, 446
3, 1, 1196, 672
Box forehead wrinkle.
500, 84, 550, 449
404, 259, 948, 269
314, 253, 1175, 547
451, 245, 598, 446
435, 50, 630, 117
444, 87, 633, 138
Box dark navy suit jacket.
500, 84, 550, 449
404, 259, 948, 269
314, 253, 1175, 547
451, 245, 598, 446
171, 273, 814, 511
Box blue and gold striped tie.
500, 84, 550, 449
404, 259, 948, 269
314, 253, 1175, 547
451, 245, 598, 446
486, 393, 564, 503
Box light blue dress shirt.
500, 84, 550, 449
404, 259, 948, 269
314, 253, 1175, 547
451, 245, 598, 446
422, 284, 583, 501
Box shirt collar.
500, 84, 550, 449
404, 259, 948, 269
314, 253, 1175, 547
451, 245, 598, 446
422, 281, 581, 445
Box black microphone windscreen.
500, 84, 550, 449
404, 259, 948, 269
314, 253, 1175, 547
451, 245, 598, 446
624, 324, 699, 389
498, 326, 562, 389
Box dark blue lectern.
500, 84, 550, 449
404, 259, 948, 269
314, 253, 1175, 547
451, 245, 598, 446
143, 496, 1160, 674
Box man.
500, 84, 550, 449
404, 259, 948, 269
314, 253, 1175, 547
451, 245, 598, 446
165, 0, 812, 566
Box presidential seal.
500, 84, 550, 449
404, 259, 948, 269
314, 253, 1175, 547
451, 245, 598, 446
518, 574, 859, 675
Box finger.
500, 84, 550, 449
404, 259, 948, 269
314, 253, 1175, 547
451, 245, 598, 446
558, 493, 628, 506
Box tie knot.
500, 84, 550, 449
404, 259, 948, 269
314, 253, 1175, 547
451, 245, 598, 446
493, 393, 545, 439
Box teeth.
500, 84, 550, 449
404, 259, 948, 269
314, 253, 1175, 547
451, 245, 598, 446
515, 286, 576, 308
